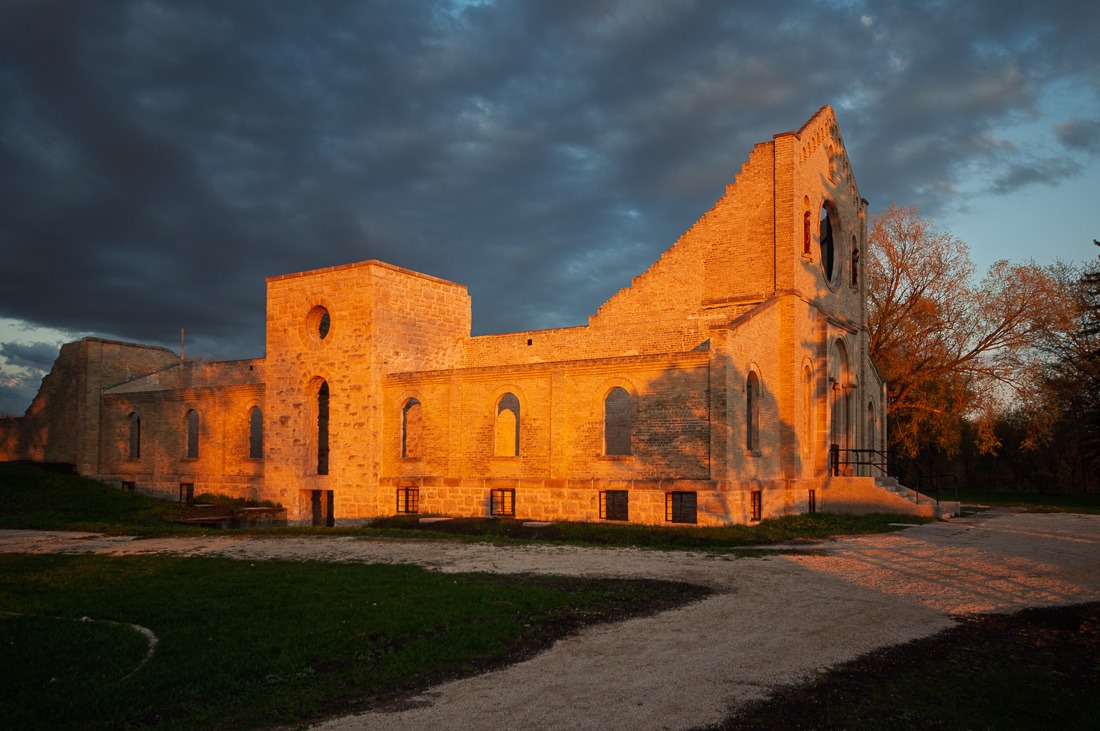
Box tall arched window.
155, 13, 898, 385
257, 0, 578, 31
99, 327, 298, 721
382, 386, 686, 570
317, 380, 329, 475
746, 371, 761, 452
820, 203, 835, 283
128, 412, 141, 460
402, 398, 422, 458
494, 393, 520, 457
604, 387, 632, 456
248, 407, 263, 459
185, 409, 199, 459
803, 365, 814, 455
867, 401, 877, 452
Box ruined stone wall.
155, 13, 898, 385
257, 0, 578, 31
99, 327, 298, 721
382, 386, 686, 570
263, 260, 471, 521
96, 359, 265, 500
382, 351, 712, 490
0, 338, 179, 472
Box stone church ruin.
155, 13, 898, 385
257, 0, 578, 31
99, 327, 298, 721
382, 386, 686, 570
1, 106, 956, 525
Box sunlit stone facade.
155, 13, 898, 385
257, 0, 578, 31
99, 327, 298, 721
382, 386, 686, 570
3, 106, 932, 525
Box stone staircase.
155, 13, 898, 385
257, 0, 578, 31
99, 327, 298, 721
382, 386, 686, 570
874, 476, 960, 519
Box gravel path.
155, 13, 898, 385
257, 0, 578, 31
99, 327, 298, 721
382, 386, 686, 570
2, 509, 1097, 730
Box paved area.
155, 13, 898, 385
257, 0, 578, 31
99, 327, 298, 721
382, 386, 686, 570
2, 510, 1097, 730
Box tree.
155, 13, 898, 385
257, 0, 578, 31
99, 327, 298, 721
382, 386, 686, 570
1037, 242, 1100, 476
867, 204, 1075, 458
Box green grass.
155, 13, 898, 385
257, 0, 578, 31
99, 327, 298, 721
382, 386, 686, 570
958, 488, 1100, 514
705, 601, 1100, 730
0, 462, 203, 535
364, 512, 931, 550
0, 553, 711, 730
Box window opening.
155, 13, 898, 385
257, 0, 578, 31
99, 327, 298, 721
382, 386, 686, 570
599, 490, 629, 521
179, 482, 194, 505
396, 487, 420, 514
604, 387, 632, 456
808, 489, 817, 514
317, 380, 330, 475
185, 410, 199, 459
850, 235, 859, 286
820, 204, 835, 283
666, 491, 697, 524
750, 490, 762, 521
128, 412, 141, 460
402, 399, 422, 458
803, 366, 814, 455
490, 488, 516, 517
746, 371, 761, 452
248, 407, 263, 459
494, 393, 520, 457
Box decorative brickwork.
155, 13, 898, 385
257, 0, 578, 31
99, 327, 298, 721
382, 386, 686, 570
1, 106, 909, 525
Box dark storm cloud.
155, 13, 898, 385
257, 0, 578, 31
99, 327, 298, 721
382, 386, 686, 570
0, 342, 59, 371
1, 0, 1098, 366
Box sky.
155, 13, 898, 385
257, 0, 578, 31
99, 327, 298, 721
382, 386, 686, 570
1, 0, 1098, 415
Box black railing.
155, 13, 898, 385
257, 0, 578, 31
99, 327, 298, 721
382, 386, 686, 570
830, 445, 959, 506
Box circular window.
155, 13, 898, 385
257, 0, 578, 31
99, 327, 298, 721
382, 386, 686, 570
819, 204, 836, 284
307, 306, 331, 341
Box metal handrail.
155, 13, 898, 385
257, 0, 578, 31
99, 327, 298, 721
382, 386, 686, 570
830, 445, 959, 505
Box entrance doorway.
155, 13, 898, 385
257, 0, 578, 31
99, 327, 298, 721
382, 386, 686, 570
310, 489, 334, 527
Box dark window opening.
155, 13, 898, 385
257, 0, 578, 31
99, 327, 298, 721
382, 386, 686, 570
808, 489, 817, 514
396, 487, 419, 514
402, 398, 422, 458
122, 481, 135, 492
746, 372, 761, 452
317, 381, 330, 475
600, 490, 629, 521
666, 491, 697, 524
249, 407, 263, 459
185, 410, 199, 459
128, 413, 141, 460
851, 236, 859, 286
820, 205, 835, 283
751, 490, 763, 521
179, 483, 194, 505
318, 310, 330, 339
490, 488, 515, 517
604, 387, 632, 456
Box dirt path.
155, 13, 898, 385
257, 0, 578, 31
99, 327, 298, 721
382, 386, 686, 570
2, 510, 1097, 730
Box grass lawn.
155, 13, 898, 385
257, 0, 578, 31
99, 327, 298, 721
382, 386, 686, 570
0, 552, 711, 730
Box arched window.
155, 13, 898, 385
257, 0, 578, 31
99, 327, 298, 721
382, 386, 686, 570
746, 371, 761, 452
185, 409, 199, 459
867, 401, 877, 452
128, 412, 141, 460
803, 365, 814, 454
248, 407, 263, 459
402, 398, 422, 459
494, 393, 520, 457
820, 204, 835, 283
604, 387, 632, 456
317, 380, 329, 475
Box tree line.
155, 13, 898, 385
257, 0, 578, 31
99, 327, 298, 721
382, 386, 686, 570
867, 204, 1099, 492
